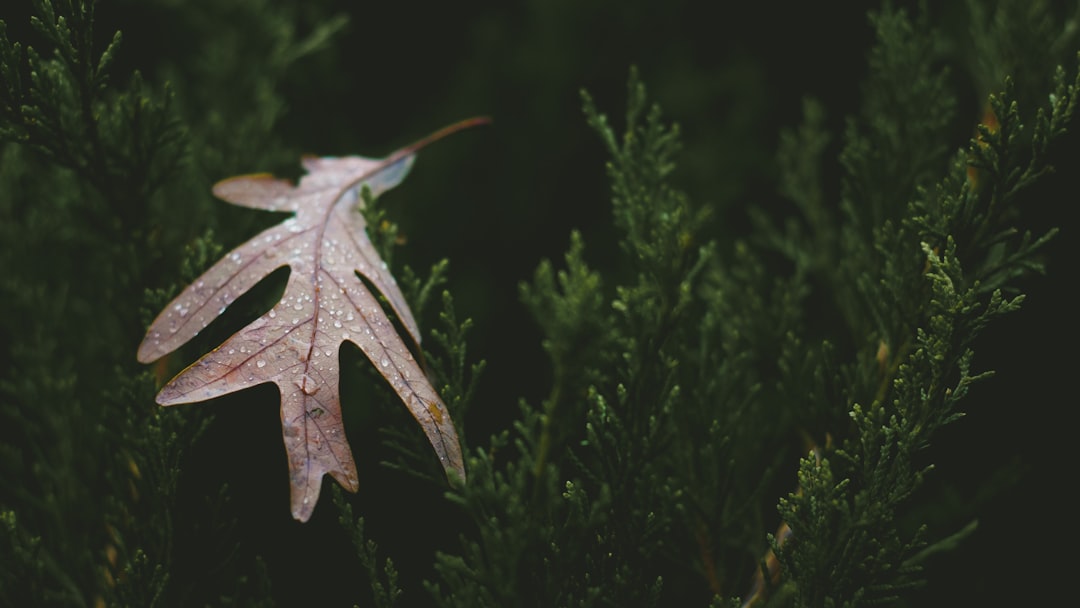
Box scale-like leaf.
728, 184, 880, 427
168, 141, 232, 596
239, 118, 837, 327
138, 118, 486, 521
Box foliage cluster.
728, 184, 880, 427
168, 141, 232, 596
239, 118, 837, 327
1, 1, 1076, 606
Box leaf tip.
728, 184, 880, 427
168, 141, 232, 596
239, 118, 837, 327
212, 173, 295, 210
438, 439, 467, 484
136, 344, 154, 365
292, 502, 314, 523
154, 388, 177, 406
290, 479, 321, 522
446, 460, 467, 485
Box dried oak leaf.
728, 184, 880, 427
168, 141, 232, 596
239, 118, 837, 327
138, 119, 485, 521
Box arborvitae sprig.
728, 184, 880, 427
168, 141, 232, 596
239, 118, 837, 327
964, 0, 1080, 104
840, 7, 955, 246
1, 1, 346, 605
520, 230, 608, 481
333, 485, 404, 608
773, 4, 1077, 606
375, 289, 484, 484
767, 97, 833, 274
582, 68, 710, 325
0, 0, 183, 205
426, 70, 710, 608
0, 510, 52, 606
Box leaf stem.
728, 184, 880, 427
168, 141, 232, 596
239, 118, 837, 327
341, 116, 491, 199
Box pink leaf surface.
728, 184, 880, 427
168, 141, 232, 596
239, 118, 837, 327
138, 118, 487, 521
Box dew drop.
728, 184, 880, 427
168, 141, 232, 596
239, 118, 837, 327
380, 357, 389, 367
293, 302, 303, 311
334, 320, 342, 328
341, 332, 350, 340
345, 312, 354, 321
256, 360, 266, 368
268, 310, 276, 318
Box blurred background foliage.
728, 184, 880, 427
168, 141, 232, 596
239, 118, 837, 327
1, 0, 1077, 606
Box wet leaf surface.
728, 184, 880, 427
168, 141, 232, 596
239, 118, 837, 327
138, 119, 486, 520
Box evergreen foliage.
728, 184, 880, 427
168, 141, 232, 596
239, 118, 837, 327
1, 1, 1076, 606
1, 0, 347, 604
